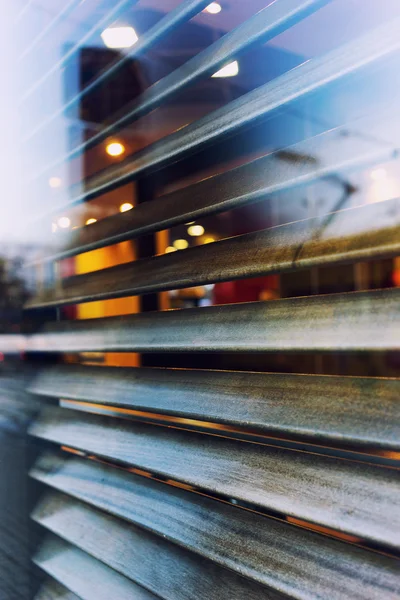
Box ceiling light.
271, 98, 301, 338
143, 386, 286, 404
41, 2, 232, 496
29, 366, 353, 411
188, 224, 204, 237
49, 176, 62, 188
86, 218, 97, 225
57, 216, 71, 229
212, 60, 239, 78
101, 26, 138, 49
120, 202, 133, 213
204, 2, 222, 14
370, 168, 386, 181
203, 236, 215, 244
106, 141, 125, 157
173, 239, 189, 250
165, 246, 177, 253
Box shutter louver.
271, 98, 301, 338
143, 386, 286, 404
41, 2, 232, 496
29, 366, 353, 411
21, 0, 400, 598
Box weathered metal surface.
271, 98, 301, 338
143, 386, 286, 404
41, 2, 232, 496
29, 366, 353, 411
30, 364, 400, 450
31, 451, 400, 600
33, 490, 289, 600
59, 16, 400, 208
28, 288, 400, 352
34, 578, 81, 600
33, 534, 158, 600
36, 130, 393, 262
29, 406, 400, 548
25, 0, 212, 145
27, 198, 400, 307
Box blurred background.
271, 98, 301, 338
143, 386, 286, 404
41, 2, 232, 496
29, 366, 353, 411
0, 0, 400, 597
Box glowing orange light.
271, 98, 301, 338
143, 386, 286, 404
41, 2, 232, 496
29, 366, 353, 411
119, 202, 133, 213
106, 141, 125, 157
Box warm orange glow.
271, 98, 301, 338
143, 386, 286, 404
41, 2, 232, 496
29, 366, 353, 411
188, 224, 205, 237
61, 445, 86, 456
173, 239, 189, 250
393, 257, 400, 287
286, 517, 362, 543
75, 239, 140, 367
120, 202, 133, 213
106, 141, 125, 157
60, 399, 400, 468
85, 218, 97, 225
128, 467, 153, 478
374, 449, 400, 460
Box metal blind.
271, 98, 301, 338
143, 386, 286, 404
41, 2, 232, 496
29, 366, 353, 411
14, 0, 400, 598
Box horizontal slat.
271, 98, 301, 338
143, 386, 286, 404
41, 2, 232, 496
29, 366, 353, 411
34, 578, 81, 600
59, 16, 400, 209
28, 198, 400, 308
32, 0, 328, 177
31, 451, 400, 600
37, 127, 394, 262
29, 406, 400, 548
33, 490, 287, 600
33, 534, 158, 600
25, 0, 212, 143
30, 364, 400, 451
0, 334, 27, 354
28, 288, 400, 352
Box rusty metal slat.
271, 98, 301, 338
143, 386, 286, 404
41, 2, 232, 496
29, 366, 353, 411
28, 406, 400, 548
30, 364, 400, 451
27, 198, 400, 308
28, 288, 400, 353
33, 490, 288, 600
57, 16, 400, 210
33, 534, 158, 600
31, 452, 400, 600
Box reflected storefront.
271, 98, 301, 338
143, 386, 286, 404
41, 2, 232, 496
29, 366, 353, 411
0, 1, 400, 598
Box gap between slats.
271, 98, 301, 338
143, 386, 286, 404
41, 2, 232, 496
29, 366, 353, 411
27, 197, 400, 308
28, 405, 400, 549
29, 364, 400, 452
32, 486, 400, 600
